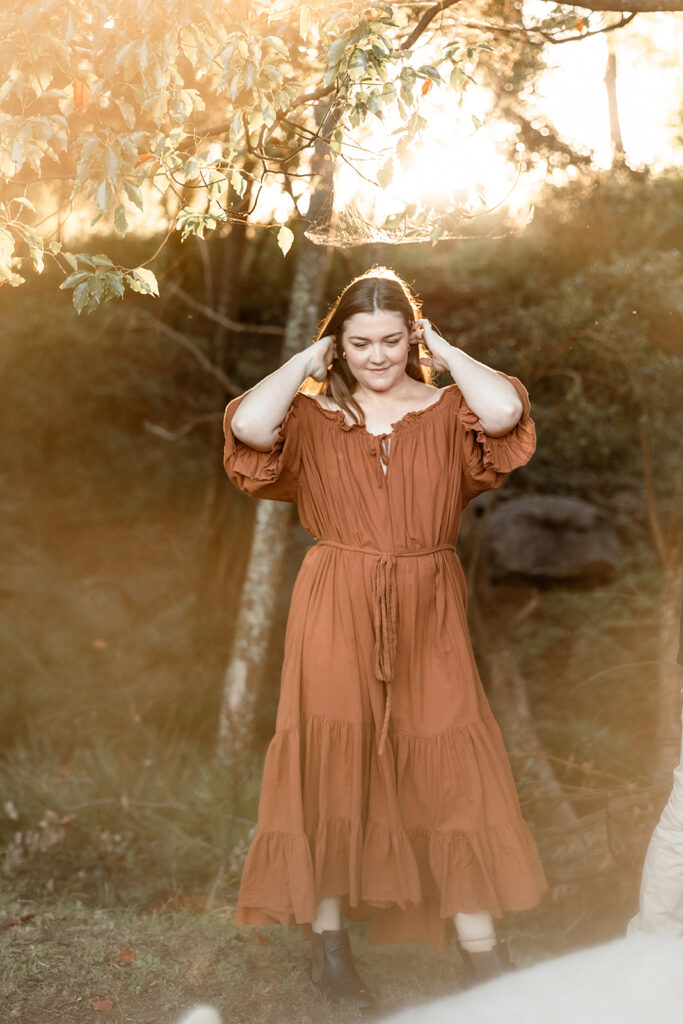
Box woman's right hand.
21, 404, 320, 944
305, 334, 336, 382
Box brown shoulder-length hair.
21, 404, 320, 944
300, 266, 438, 427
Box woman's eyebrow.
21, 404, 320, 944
348, 332, 403, 341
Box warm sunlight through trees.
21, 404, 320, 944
1, 0, 681, 311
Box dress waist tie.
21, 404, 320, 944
315, 540, 457, 756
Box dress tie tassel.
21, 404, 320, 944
316, 541, 458, 757
371, 553, 399, 755
370, 436, 390, 488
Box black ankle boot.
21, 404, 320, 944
308, 927, 375, 1007
459, 938, 514, 986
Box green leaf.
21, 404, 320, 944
348, 49, 368, 81
277, 225, 294, 257
73, 280, 90, 314
123, 179, 144, 211
0, 228, 15, 263
323, 65, 338, 88
130, 266, 159, 296
116, 99, 136, 129
450, 66, 465, 89
9, 196, 37, 213
91, 254, 115, 268
59, 271, 90, 290
419, 64, 442, 81
326, 37, 347, 67
377, 157, 394, 189
102, 146, 120, 179
114, 204, 128, 236
299, 4, 312, 41
263, 35, 289, 58
87, 275, 104, 299
105, 272, 125, 298
329, 130, 343, 158
94, 179, 113, 214
231, 170, 247, 198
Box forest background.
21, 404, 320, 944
0, 1, 682, 1022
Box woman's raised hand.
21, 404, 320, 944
409, 319, 452, 374
305, 334, 336, 382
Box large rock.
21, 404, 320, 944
481, 495, 622, 582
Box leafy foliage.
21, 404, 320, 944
0, 0, 614, 309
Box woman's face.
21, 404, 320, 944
340, 309, 410, 392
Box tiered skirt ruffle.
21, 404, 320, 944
234, 714, 547, 951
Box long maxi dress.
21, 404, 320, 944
222, 370, 548, 952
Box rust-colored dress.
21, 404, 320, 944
222, 371, 547, 951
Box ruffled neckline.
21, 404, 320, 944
297, 385, 456, 437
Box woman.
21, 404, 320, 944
222, 267, 547, 1006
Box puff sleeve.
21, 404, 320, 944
222, 388, 303, 503
456, 370, 536, 509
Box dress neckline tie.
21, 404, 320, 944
315, 541, 458, 756
369, 434, 391, 487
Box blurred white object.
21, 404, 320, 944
628, 704, 683, 937
375, 934, 683, 1024
174, 1007, 222, 1024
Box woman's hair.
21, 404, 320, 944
301, 266, 437, 427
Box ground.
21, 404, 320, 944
0, 888, 556, 1024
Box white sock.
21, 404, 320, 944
312, 897, 342, 934
454, 909, 497, 953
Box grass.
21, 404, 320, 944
0, 886, 514, 1024
0, 732, 662, 1024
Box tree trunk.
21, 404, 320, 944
604, 39, 626, 169
217, 104, 338, 754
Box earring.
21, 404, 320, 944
342, 351, 347, 359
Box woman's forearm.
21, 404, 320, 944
443, 346, 523, 437
231, 349, 312, 451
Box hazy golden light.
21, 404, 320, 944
529, 9, 683, 172
325, 12, 682, 242
51, 10, 682, 247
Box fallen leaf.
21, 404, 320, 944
3, 913, 36, 929
115, 946, 137, 965
92, 999, 114, 1012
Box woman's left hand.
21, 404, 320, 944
409, 319, 452, 374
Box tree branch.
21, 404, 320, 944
130, 313, 238, 393
144, 411, 225, 441
546, 0, 681, 9
456, 11, 637, 42
401, 0, 464, 50
165, 282, 285, 336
